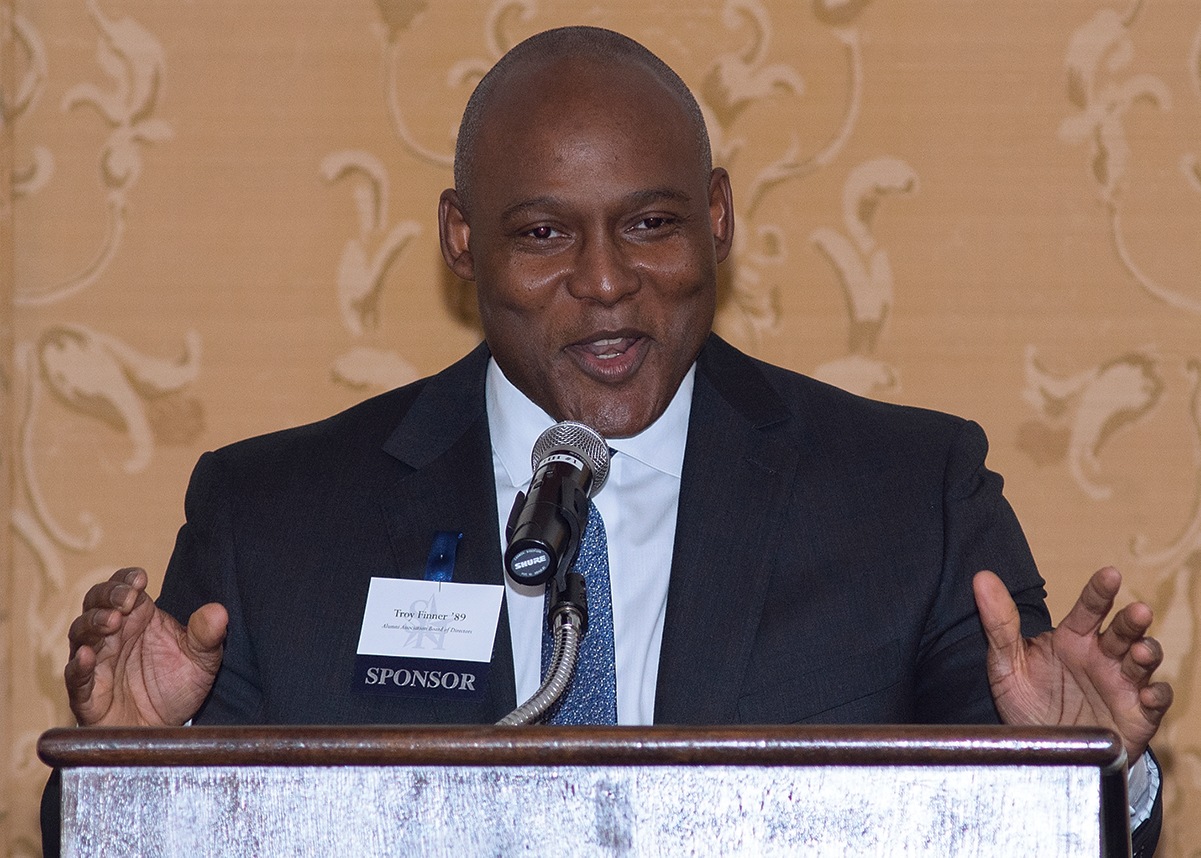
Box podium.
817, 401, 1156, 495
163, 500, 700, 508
39, 724, 1130, 857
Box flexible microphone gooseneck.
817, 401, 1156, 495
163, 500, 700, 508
497, 421, 610, 726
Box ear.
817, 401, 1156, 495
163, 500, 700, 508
708, 168, 735, 264
438, 189, 475, 281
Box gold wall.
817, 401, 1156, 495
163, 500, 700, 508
3, 1, 1200, 854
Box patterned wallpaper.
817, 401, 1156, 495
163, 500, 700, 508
3, 1, 1200, 854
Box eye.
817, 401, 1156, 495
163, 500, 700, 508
632, 216, 673, 231
524, 225, 562, 240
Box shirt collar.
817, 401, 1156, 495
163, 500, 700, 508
486, 358, 694, 489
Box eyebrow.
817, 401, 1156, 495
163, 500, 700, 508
500, 187, 695, 223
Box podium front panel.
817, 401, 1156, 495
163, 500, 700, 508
61, 762, 1112, 856
41, 725, 1128, 857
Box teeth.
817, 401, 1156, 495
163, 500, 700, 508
579, 336, 628, 360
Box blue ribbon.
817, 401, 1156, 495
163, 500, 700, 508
424, 531, 463, 582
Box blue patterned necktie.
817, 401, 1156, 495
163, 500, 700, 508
540, 499, 617, 724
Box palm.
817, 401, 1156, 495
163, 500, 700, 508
986, 624, 1154, 753
88, 599, 216, 726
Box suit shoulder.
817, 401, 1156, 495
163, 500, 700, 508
762, 359, 970, 437
211, 377, 430, 469
204, 343, 489, 470
702, 336, 976, 452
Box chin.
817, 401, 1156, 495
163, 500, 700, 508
579, 401, 656, 439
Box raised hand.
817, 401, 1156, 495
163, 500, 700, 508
973, 566, 1172, 763
65, 567, 227, 727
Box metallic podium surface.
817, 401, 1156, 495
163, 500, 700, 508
39, 724, 1130, 857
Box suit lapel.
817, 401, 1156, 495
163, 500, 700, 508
368, 337, 804, 724
374, 343, 518, 717
654, 336, 800, 724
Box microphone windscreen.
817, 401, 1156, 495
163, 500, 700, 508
531, 421, 610, 496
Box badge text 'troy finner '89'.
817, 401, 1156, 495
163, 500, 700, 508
353, 577, 504, 702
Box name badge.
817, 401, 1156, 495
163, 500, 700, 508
352, 577, 504, 701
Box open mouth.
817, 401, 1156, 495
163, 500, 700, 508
567, 334, 648, 380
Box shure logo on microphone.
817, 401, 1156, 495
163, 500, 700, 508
513, 555, 545, 570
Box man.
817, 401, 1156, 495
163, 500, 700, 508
57, 25, 1171, 853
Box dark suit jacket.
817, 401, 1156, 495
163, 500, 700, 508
44, 335, 1161, 857
155, 334, 1053, 726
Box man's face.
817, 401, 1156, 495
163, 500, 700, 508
439, 57, 733, 438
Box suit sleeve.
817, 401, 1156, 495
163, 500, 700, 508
157, 450, 266, 723
913, 418, 1051, 723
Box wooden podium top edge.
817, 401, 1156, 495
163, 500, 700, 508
37, 724, 1125, 769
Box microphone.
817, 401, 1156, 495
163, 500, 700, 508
504, 421, 610, 586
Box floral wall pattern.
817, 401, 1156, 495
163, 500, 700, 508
2, 1, 1199, 854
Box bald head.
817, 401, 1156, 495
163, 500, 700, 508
453, 26, 712, 213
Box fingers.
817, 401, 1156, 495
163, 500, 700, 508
64, 642, 105, 724
68, 567, 150, 658
1067, 568, 1161, 686
1123, 681, 1175, 765
80, 567, 147, 612
973, 570, 1023, 661
67, 607, 115, 658
65, 567, 153, 724
1097, 599, 1154, 664
1057, 566, 1121, 637
1140, 681, 1173, 721
1062, 567, 1172, 754
1118, 634, 1163, 685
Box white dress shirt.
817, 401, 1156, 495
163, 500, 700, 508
487, 356, 693, 725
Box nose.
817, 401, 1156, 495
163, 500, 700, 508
566, 234, 640, 305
